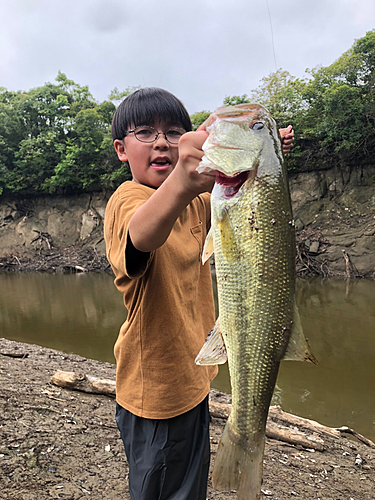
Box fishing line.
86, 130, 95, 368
265, 0, 278, 71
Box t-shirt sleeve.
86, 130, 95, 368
104, 184, 154, 279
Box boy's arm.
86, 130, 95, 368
128, 130, 215, 253
128, 123, 294, 253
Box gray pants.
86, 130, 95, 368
116, 396, 210, 500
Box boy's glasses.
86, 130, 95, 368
124, 126, 186, 145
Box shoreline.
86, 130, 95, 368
0, 247, 110, 274
1, 338, 374, 499
0, 246, 372, 278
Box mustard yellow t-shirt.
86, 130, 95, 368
104, 181, 217, 419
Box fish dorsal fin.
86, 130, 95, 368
202, 227, 214, 264
195, 318, 228, 365
283, 301, 318, 364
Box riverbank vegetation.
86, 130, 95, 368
0, 30, 374, 198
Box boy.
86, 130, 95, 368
104, 87, 294, 500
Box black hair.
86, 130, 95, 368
111, 87, 192, 141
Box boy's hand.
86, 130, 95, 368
173, 128, 215, 196
279, 125, 294, 154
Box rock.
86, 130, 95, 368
309, 241, 320, 254
80, 209, 100, 240
295, 218, 304, 231
289, 172, 324, 211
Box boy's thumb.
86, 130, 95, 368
197, 120, 207, 131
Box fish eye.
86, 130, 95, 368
251, 122, 264, 131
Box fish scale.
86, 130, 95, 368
195, 104, 316, 500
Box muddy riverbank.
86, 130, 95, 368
1, 338, 374, 499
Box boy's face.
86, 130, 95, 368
114, 120, 182, 189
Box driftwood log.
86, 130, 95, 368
209, 401, 327, 451
51, 370, 116, 396
0, 351, 29, 359
51, 370, 375, 450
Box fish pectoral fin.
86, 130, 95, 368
195, 318, 228, 365
282, 301, 318, 365
215, 206, 238, 261
202, 227, 214, 264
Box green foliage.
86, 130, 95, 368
230, 30, 375, 171
108, 86, 140, 104
1, 31, 374, 198
190, 110, 211, 130
0, 74, 131, 197
295, 30, 375, 167
249, 70, 308, 128
223, 94, 251, 106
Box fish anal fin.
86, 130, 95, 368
283, 301, 318, 365
202, 227, 214, 264
195, 318, 227, 366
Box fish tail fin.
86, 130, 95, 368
212, 421, 264, 500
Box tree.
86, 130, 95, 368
0, 74, 131, 197
223, 94, 251, 106
108, 86, 140, 105
190, 110, 211, 130
1, 31, 374, 197
298, 29, 375, 163
248, 69, 309, 129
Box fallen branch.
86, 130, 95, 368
13, 255, 22, 266
342, 249, 362, 278
211, 402, 375, 449
31, 229, 53, 250
335, 426, 375, 448
268, 405, 341, 439
0, 351, 29, 359
209, 400, 230, 419
51, 371, 375, 449
51, 371, 116, 396
209, 401, 325, 450
266, 422, 324, 451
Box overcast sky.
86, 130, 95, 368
1, 0, 374, 114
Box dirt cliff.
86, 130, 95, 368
290, 163, 375, 277
0, 192, 109, 272
0, 163, 374, 276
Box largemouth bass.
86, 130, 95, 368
195, 104, 317, 500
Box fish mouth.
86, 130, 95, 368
215, 171, 249, 198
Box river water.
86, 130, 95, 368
1, 273, 374, 441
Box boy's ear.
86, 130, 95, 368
114, 139, 128, 162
